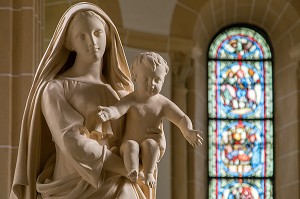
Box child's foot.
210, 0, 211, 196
127, 169, 138, 182
145, 173, 156, 188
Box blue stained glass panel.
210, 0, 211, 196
208, 120, 273, 178
208, 27, 272, 60
209, 178, 273, 199
208, 26, 273, 199
208, 61, 273, 119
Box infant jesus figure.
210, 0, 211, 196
98, 52, 203, 188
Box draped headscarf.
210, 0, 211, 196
10, 2, 133, 198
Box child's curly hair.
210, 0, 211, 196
131, 52, 169, 81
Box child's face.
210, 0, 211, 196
135, 64, 166, 97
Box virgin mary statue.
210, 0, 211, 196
10, 2, 163, 199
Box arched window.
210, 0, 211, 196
207, 25, 274, 198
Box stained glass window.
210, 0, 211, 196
208, 26, 274, 198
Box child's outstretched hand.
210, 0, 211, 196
98, 106, 111, 122
183, 130, 203, 147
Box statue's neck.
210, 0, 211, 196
63, 58, 106, 84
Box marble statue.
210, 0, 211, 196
97, 52, 203, 188
10, 2, 158, 199
10, 2, 202, 199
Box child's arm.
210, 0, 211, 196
98, 95, 133, 122
162, 97, 203, 147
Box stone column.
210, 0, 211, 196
0, 0, 44, 197
274, 43, 300, 198
170, 51, 193, 199
185, 46, 207, 199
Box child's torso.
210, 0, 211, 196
122, 98, 164, 143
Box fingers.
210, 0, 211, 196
97, 112, 106, 122
97, 106, 111, 122
196, 133, 204, 145
189, 140, 198, 147
197, 138, 203, 145
188, 131, 204, 147
190, 142, 196, 147
97, 106, 105, 121
187, 139, 196, 147
97, 110, 109, 122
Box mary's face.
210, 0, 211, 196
71, 15, 107, 63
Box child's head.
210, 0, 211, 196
131, 52, 169, 96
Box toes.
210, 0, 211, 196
150, 181, 155, 188
145, 173, 156, 188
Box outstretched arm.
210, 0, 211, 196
176, 115, 203, 147
98, 94, 133, 122
163, 98, 203, 147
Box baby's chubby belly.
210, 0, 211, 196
122, 106, 163, 143
122, 127, 150, 144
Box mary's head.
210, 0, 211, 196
64, 11, 109, 65
38, 3, 133, 95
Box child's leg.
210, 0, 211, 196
120, 140, 140, 182
140, 138, 160, 188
